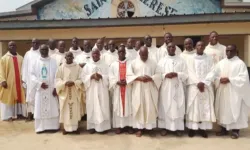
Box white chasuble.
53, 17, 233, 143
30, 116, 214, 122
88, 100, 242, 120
158, 44, 182, 61
157, 55, 188, 131
49, 48, 59, 56
180, 50, 196, 62
56, 63, 84, 132
22, 48, 41, 113
81, 60, 111, 132
102, 50, 118, 66
204, 43, 226, 65
205, 56, 250, 130
30, 57, 59, 132
109, 59, 133, 128
185, 54, 216, 130
146, 45, 159, 63
127, 58, 161, 129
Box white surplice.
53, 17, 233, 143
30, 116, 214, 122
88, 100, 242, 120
158, 43, 182, 61
75, 51, 92, 64
81, 60, 111, 132
51, 51, 65, 66
127, 58, 161, 129
125, 48, 137, 61
146, 45, 159, 63
109, 59, 133, 128
157, 55, 188, 131
205, 56, 250, 130
49, 48, 59, 56
69, 47, 82, 58
102, 50, 118, 66
30, 57, 59, 132
204, 43, 226, 65
185, 54, 216, 130
22, 48, 41, 113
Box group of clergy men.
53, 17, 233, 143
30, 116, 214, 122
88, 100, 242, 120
0, 31, 250, 139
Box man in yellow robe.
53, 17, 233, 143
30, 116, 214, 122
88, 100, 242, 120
56, 52, 84, 134
0, 41, 26, 121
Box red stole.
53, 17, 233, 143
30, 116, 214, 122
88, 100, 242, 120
12, 56, 22, 103
119, 61, 126, 116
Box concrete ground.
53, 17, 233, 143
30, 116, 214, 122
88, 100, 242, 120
0, 121, 250, 150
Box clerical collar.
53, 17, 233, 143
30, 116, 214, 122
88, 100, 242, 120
166, 54, 177, 59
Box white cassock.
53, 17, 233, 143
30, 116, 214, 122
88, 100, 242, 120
125, 48, 137, 61
180, 50, 196, 62
51, 51, 65, 66
102, 50, 118, 66
127, 58, 161, 129
158, 43, 182, 61
109, 59, 133, 128
205, 56, 250, 130
22, 48, 40, 113
30, 57, 59, 132
69, 47, 83, 58
158, 55, 188, 131
185, 54, 216, 130
204, 43, 226, 65
81, 60, 111, 132
75, 51, 92, 64
49, 48, 59, 56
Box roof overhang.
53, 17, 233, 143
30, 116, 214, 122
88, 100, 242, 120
0, 12, 249, 30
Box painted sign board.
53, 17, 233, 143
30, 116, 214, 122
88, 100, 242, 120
38, 0, 221, 19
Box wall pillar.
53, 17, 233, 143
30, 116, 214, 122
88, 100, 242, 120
152, 38, 157, 47
244, 35, 250, 67
0, 42, 7, 57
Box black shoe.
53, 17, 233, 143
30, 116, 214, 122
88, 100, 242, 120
199, 129, 208, 138
231, 130, 239, 139
188, 129, 195, 138
216, 127, 228, 136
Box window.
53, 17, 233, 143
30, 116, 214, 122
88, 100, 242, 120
223, 0, 250, 7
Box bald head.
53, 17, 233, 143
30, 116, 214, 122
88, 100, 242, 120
65, 51, 74, 64
40, 44, 49, 58
184, 38, 194, 51
92, 49, 101, 62
139, 46, 148, 62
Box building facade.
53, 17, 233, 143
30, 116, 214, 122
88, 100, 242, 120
0, 0, 250, 66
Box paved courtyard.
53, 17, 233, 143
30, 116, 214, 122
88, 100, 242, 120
0, 121, 250, 150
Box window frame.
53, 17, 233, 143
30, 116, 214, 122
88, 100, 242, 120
222, 0, 250, 8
